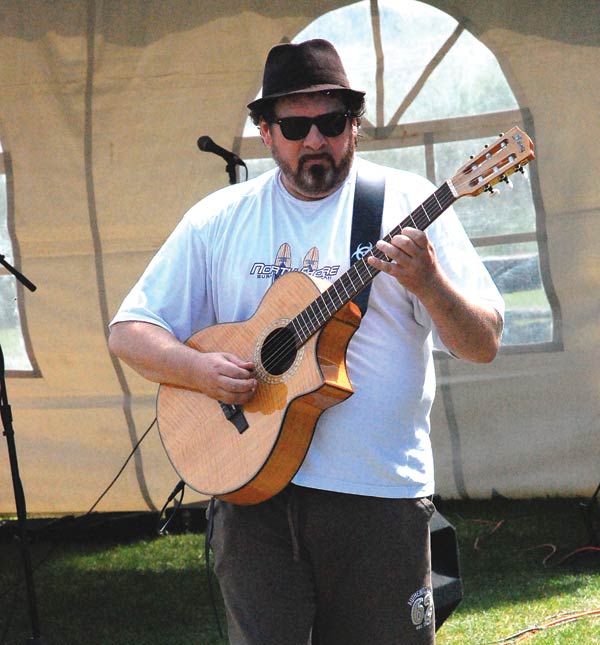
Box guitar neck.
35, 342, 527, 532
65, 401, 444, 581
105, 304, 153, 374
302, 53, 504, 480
290, 180, 458, 346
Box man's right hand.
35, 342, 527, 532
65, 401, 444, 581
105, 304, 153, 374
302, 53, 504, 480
108, 321, 256, 404
195, 352, 256, 404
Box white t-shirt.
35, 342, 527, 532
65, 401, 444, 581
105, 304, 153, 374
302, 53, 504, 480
111, 158, 504, 498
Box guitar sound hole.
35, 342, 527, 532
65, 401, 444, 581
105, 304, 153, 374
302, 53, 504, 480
261, 326, 297, 376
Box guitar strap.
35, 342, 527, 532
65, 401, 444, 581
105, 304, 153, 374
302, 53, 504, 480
350, 167, 386, 316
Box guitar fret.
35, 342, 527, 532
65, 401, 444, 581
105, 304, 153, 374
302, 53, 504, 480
322, 290, 336, 314
420, 197, 436, 226
290, 316, 302, 339
292, 315, 305, 345
330, 282, 341, 301
339, 276, 352, 299
310, 301, 325, 328
360, 262, 377, 282
335, 279, 352, 304
299, 309, 314, 341
331, 287, 343, 309
346, 270, 361, 294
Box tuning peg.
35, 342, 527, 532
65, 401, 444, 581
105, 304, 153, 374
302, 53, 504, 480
518, 166, 529, 180
501, 175, 514, 190
485, 184, 500, 197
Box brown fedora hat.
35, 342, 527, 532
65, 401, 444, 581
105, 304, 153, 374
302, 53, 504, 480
247, 39, 365, 111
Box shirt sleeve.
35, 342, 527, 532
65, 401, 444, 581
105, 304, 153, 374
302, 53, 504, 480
109, 211, 215, 342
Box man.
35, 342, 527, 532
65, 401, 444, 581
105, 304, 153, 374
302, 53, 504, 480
109, 39, 504, 644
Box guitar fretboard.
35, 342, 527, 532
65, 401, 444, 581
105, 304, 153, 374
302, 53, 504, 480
289, 180, 457, 346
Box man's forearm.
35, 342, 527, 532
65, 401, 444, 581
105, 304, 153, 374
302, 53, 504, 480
108, 321, 199, 387
108, 320, 257, 404
419, 272, 503, 363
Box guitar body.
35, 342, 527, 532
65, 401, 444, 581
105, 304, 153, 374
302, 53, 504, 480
156, 271, 361, 505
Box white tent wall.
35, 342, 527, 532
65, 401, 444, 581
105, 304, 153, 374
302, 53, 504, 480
0, 1, 597, 514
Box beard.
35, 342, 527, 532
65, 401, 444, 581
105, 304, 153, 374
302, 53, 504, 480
273, 134, 356, 198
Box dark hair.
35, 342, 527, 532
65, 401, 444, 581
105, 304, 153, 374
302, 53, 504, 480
249, 90, 366, 126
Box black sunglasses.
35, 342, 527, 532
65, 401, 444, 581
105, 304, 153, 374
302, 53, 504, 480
272, 111, 351, 141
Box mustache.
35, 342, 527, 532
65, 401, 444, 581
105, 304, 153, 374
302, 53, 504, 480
298, 153, 335, 168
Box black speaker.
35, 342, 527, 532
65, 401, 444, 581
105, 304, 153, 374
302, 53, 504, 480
580, 481, 600, 546
431, 510, 463, 630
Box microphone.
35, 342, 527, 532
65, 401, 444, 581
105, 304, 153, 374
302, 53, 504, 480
197, 136, 246, 167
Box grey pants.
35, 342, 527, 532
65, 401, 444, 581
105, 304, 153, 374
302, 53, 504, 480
211, 485, 436, 644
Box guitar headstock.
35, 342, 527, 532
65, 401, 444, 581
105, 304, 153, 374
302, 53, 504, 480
450, 127, 535, 198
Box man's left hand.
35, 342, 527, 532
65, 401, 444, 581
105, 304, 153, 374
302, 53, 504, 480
368, 227, 440, 297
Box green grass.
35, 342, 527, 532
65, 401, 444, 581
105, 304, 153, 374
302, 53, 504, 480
502, 289, 548, 309
435, 499, 600, 644
1, 498, 598, 644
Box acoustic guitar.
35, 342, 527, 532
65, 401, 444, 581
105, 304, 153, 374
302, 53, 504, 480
156, 127, 535, 505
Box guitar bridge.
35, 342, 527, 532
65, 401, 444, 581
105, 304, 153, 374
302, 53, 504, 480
218, 401, 249, 434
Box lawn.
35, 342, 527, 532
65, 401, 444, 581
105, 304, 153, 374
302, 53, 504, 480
1, 497, 598, 644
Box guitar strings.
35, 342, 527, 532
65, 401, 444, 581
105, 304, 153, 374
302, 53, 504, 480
259, 184, 456, 373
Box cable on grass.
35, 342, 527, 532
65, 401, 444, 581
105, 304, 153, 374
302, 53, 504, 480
556, 545, 600, 565
471, 518, 505, 551
523, 543, 557, 567
526, 543, 600, 567
483, 608, 600, 644
470, 514, 599, 567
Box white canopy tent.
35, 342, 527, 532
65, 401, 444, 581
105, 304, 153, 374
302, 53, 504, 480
0, 0, 598, 514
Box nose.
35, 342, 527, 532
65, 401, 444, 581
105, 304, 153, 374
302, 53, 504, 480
303, 123, 327, 149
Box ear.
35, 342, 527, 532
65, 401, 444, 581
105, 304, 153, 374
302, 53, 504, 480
259, 119, 273, 148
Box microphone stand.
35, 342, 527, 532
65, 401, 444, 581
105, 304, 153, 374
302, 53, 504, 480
226, 159, 238, 185
0, 253, 43, 643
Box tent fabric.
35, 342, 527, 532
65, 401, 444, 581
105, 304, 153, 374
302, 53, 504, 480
0, 1, 598, 514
